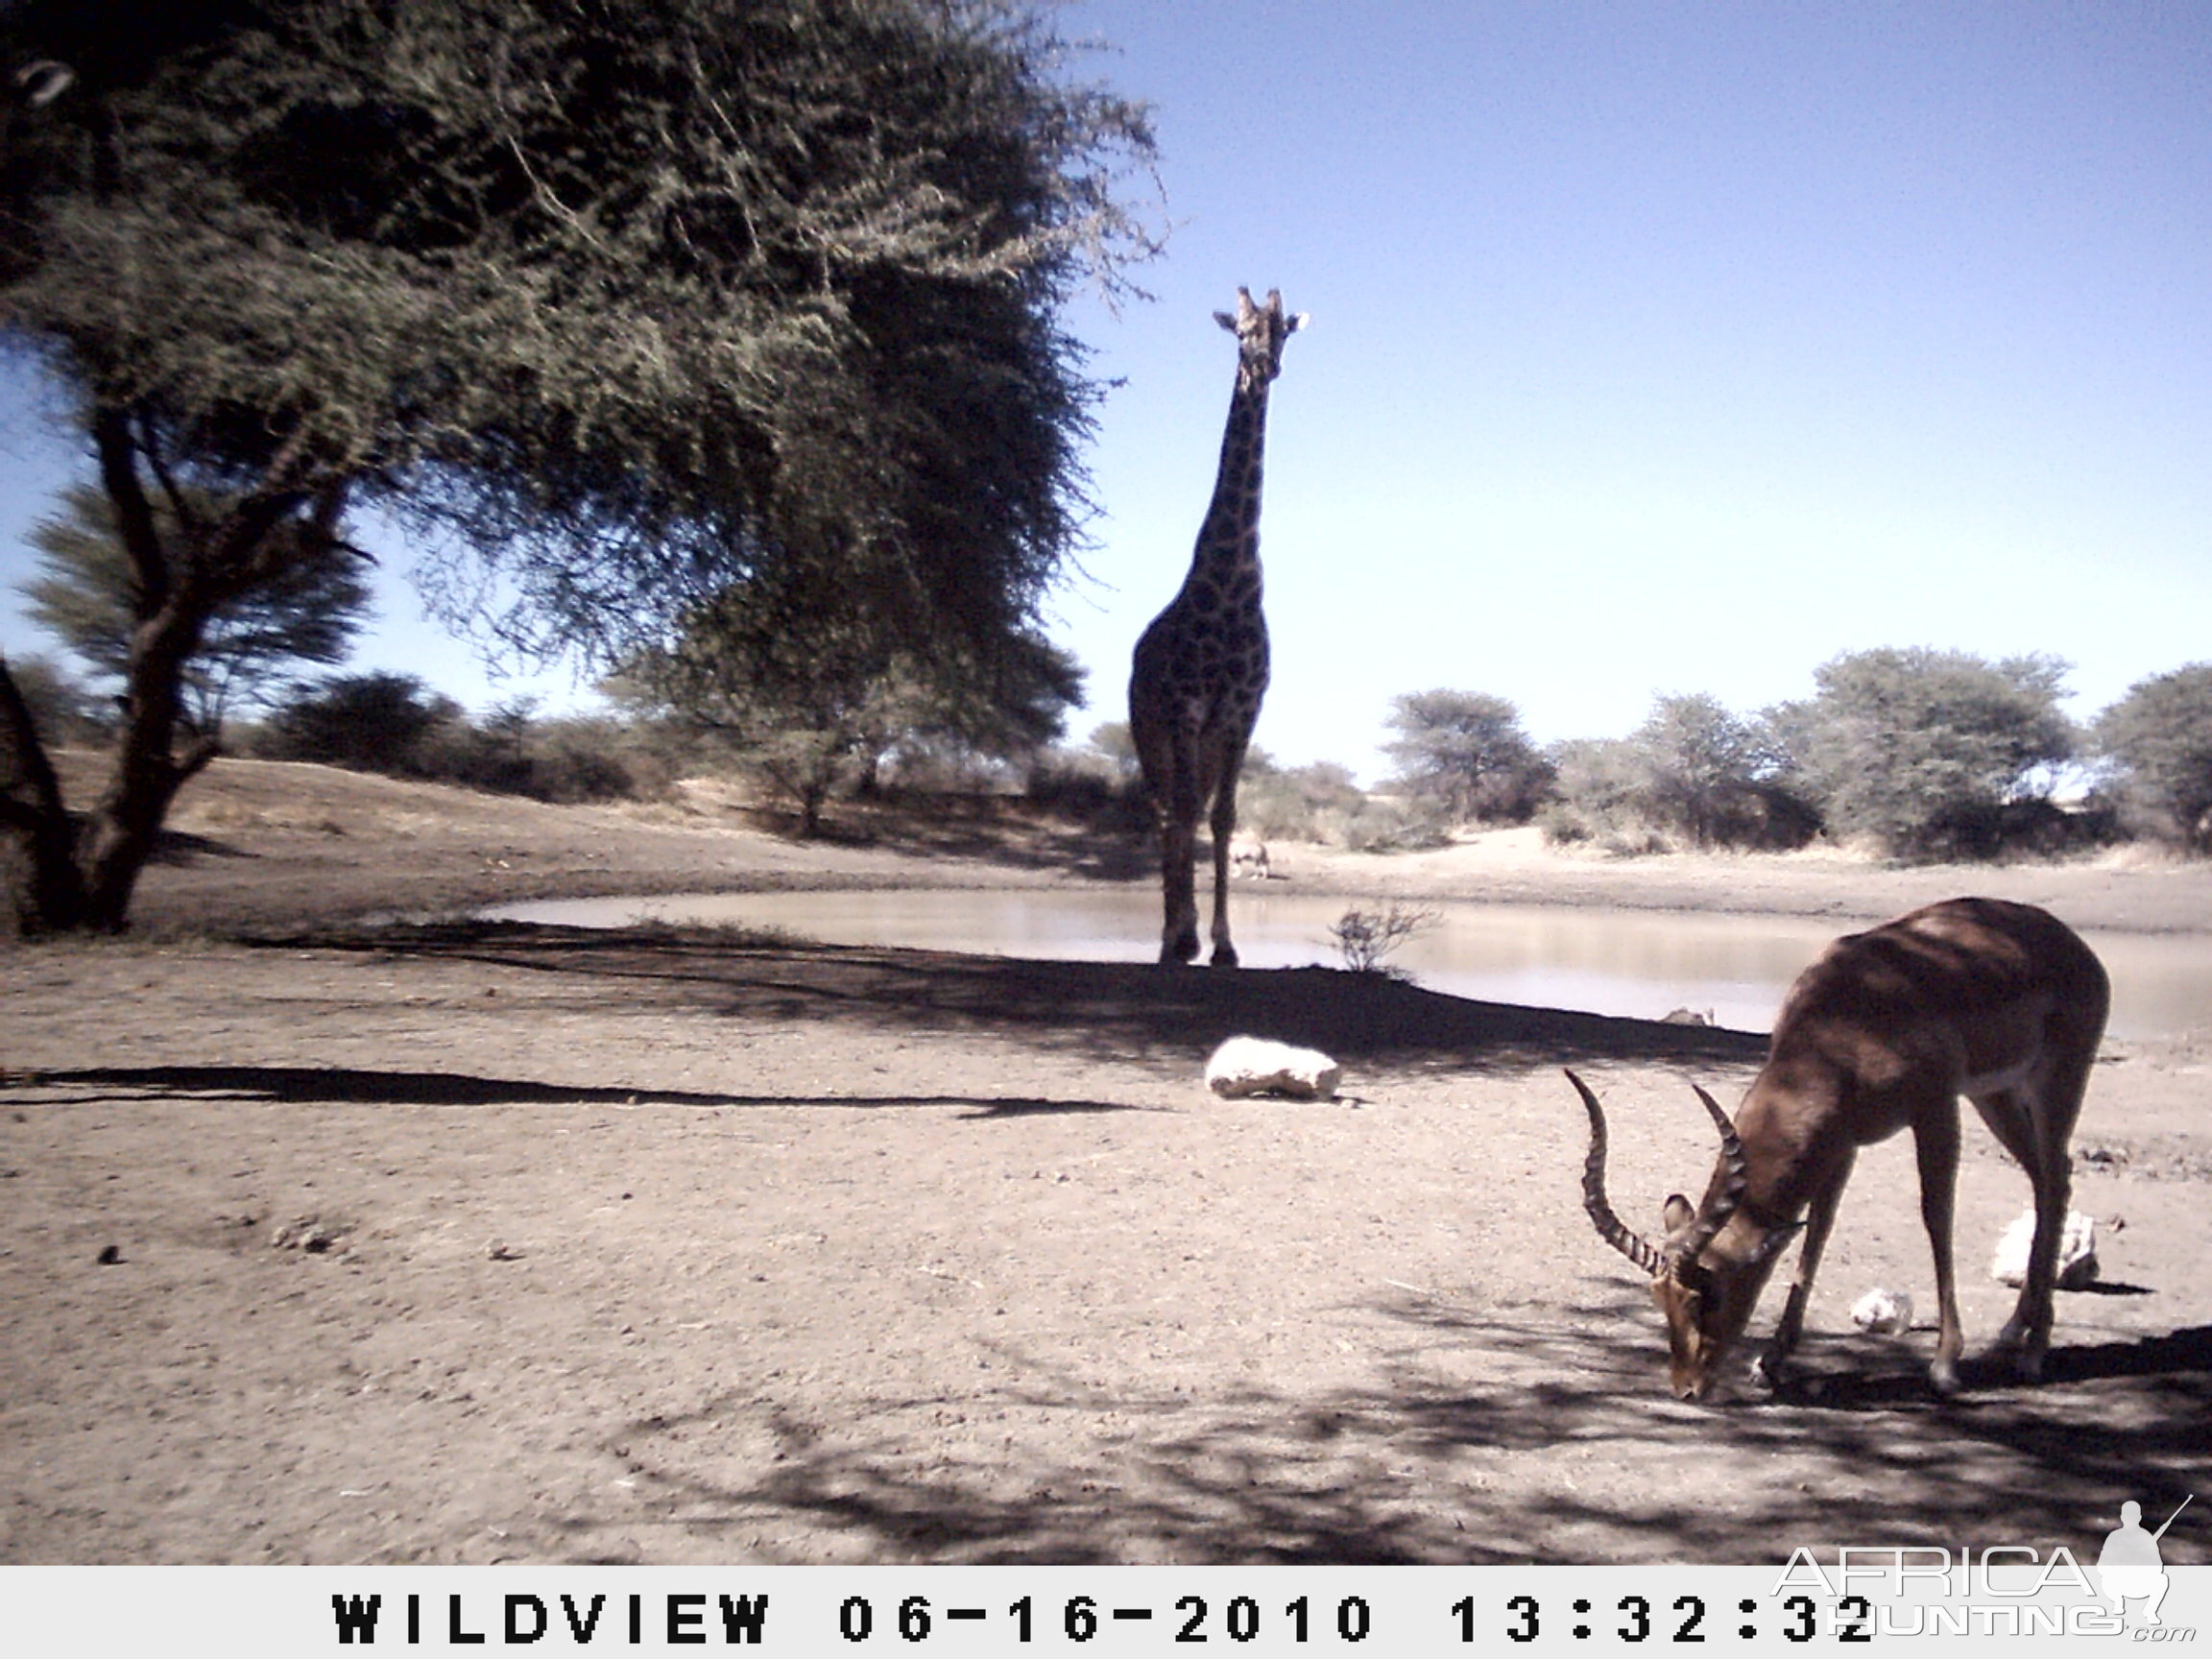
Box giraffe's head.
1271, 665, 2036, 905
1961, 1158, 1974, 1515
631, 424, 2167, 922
1214, 287, 1307, 390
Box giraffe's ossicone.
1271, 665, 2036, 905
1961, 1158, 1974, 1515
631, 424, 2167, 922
1128, 286, 1306, 966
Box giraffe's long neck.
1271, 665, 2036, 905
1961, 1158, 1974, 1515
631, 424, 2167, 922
1185, 371, 1272, 594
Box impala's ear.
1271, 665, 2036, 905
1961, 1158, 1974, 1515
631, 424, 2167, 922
1662, 1194, 1696, 1233
1287, 312, 1310, 332
1214, 311, 1238, 332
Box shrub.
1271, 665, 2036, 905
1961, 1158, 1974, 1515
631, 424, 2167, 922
255, 678, 648, 803
1238, 754, 1366, 842
1326, 902, 1439, 978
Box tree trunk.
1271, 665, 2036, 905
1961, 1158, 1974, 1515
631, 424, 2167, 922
0, 655, 89, 934
1, 407, 234, 934
76, 611, 217, 930
0, 600, 216, 935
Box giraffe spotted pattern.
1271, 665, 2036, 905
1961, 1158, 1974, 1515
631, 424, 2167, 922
1128, 286, 1305, 966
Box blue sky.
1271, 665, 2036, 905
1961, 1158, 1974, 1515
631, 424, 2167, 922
5, 1, 2208, 781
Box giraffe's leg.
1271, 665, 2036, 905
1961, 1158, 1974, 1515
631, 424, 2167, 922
1911, 1095, 1965, 1395
1207, 751, 1242, 968
1160, 820, 1198, 962
1159, 737, 1201, 964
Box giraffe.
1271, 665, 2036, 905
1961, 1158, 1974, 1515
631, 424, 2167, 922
1129, 286, 1306, 966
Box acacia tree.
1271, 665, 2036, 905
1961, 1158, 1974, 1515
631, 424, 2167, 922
2095, 663, 2212, 854
1625, 693, 1754, 846
1381, 688, 1551, 826
20, 482, 369, 734
0, 0, 1157, 931
1774, 648, 2074, 859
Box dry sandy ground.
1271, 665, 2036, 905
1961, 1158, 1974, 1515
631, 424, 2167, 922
2, 757, 2206, 1565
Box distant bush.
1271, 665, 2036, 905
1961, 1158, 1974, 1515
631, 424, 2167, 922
1628, 694, 1810, 850
258, 673, 459, 775
527, 718, 668, 804
1539, 735, 1665, 851
1238, 750, 1366, 842
2094, 663, 2212, 854
1541, 696, 1818, 854
253, 676, 648, 803
1330, 794, 1454, 853
1023, 743, 1148, 830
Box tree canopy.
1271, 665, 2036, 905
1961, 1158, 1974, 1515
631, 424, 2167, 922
1773, 647, 2074, 859
1380, 688, 1551, 826
2095, 662, 2212, 854
0, 0, 1158, 930
619, 573, 1085, 833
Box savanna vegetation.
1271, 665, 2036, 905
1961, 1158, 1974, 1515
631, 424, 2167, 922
5, 4, 2206, 939
0, 0, 1159, 932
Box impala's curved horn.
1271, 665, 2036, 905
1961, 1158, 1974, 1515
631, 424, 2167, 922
1669, 1084, 1750, 1272
1567, 1069, 1666, 1277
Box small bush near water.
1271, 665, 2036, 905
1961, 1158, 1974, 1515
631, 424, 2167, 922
1326, 902, 1440, 978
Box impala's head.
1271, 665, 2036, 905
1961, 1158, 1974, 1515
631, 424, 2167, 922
1214, 286, 1307, 390
1643, 1193, 1781, 1400
1568, 1070, 1791, 1401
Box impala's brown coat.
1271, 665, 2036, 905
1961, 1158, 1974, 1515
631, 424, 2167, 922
1579, 896, 2110, 1400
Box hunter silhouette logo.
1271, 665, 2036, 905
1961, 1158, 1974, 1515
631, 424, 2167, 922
2099, 1496, 2193, 1627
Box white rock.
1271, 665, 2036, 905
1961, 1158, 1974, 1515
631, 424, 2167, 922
1850, 1287, 1914, 1334
1204, 1036, 1341, 1101
1989, 1208, 2099, 1289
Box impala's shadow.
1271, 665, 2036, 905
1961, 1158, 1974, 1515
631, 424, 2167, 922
1766, 1324, 2212, 1410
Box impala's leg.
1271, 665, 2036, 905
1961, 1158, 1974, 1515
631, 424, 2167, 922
1206, 761, 1241, 968
1759, 1150, 1852, 1387
1912, 1096, 1966, 1394
1969, 1088, 2051, 1367
1978, 1056, 2093, 1379
2010, 1100, 2072, 1381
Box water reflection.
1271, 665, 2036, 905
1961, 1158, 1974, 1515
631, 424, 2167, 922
481, 889, 2206, 1040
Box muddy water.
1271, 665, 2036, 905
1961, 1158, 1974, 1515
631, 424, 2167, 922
481, 889, 2208, 1040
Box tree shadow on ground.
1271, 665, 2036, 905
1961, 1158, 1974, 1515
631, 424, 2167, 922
9, 1066, 1148, 1119
550, 1285, 2210, 1566
787, 796, 1156, 884
258, 923, 1771, 1079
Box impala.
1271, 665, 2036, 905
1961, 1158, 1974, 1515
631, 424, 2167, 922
1573, 897, 2109, 1400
